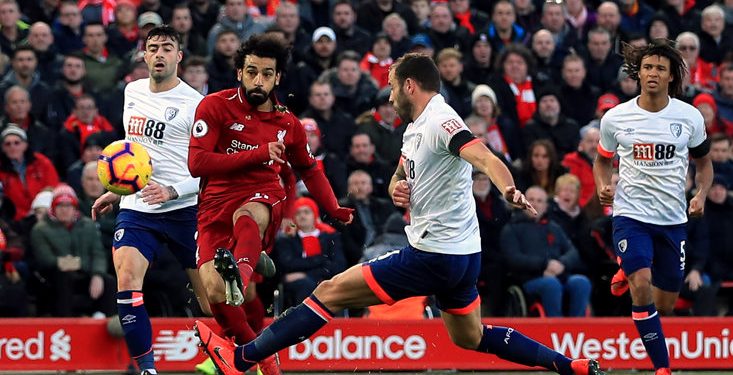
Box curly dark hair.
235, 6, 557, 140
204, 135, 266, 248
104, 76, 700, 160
234, 33, 290, 73
622, 38, 687, 98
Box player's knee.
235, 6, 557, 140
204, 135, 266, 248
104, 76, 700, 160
449, 332, 481, 350
312, 279, 344, 311
116, 271, 143, 291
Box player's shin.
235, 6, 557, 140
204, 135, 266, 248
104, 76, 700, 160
235, 294, 334, 370
117, 291, 155, 372
211, 302, 258, 344
477, 325, 574, 375
233, 215, 261, 284
632, 304, 670, 369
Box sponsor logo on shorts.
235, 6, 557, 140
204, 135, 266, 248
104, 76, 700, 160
618, 239, 627, 253
114, 229, 124, 242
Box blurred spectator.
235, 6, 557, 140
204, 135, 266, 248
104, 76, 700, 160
301, 80, 356, 159
0, 46, 51, 121
47, 53, 91, 132
562, 126, 600, 208
358, 87, 404, 168
0, 125, 59, 221
206, 29, 239, 93
714, 65, 733, 125
0, 203, 27, 317
276, 197, 345, 308
593, 93, 620, 124
472, 170, 510, 316
647, 13, 672, 41
609, 66, 640, 103
0, 0, 27, 56
182, 56, 209, 96
345, 133, 393, 199
138, 0, 172, 23
450, 0, 489, 34
66, 133, 105, 194
58, 94, 114, 173
274, 2, 309, 63
582, 27, 624, 92
540, 1, 578, 56
619, 0, 655, 35
359, 213, 408, 263
382, 13, 411, 60
487, 0, 528, 53
709, 134, 733, 185
78, 0, 117, 26
297, 0, 333, 32
547, 174, 593, 266
677, 32, 718, 92
704, 175, 733, 314
500, 186, 591, 317
679, 215, 719, 316
565, 0, 597, 40
21, 0, 59, 25
523, 88, 580, 160
300, 117, 346, 198
77, 161, 117, 252
489, 43, 537, 129
333, 0, 371, 57
322, 51, 378, 118
171, 4, 207, 58
426, 3, 470, 55
30, 185, 115, 317
410, 0, 430, 30
596, 1, 625, 52
356, 0, 420, 36
626, 32, 649, 47
52, 0, 84, 54
0, 86, 53, 159
694, 93, 733, 137
338, 170, 397, 266
518, 139, 567, 195
437, 48, 474, 118
560, 54, 600, 127
699, 5, 733, 65
408, 33, 435, 58
280, 26, 337, 114
513, 0, 540, 33
658, 0, 701, 38
81, 23, 123, 95
359, 33, 393, 89
462, 32, 494, 85
27, 22, 60, 85
531, 29, 563, 87
468, 84, 515, 160
189, 0, 220, 40
207, 0, 266, 56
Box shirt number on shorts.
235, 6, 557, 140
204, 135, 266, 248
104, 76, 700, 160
680, 240, 686, 271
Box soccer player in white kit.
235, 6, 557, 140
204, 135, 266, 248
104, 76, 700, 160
194, 53, 606, 375
593, 40, 713, 375
91, 26, 209, 375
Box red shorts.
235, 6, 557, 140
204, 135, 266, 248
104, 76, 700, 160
196, 191, 285, 277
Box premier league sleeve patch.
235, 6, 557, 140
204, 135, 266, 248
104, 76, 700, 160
193, 120, 208, 138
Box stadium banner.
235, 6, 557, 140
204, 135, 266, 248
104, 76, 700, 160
0, 317, 732, 371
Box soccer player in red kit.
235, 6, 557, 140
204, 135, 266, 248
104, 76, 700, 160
188, 34, 353, 374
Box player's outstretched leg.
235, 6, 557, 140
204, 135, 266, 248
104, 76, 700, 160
196, 294, 334, 373
117, 291, 157, 374
476, 325, 605, 375
214, 248, 276, 306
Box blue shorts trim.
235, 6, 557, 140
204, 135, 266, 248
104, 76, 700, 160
362, 246, 481, 312
612, 216, 687, 292
113, 206, 198, 269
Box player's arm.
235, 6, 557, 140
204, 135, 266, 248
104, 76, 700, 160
593, 117, 618, 206
287, 119, 353, 223
188, 97, 283, 177
388, 159, 410, 208
459, 137, 536, 214
689, 138, 713, 217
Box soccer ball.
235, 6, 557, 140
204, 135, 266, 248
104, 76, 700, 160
97, 140, 153, 195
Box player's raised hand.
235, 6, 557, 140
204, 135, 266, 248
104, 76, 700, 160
688, 194, 705, 217
332, 206, 354, 224
598, 185, 614, 206
268, 142, 286, 164
91, 191, 120, 220
504, 186, 537, 216
141, 181, 175, 205
392, 180, 411, 208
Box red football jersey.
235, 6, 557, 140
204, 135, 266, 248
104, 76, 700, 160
189, 87, 314, 205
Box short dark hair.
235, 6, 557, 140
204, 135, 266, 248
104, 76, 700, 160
83, 22, 106, 35
333, 0, 354, 12
235, 33, 290, 73
146, 25, 182, 50
391, 53, 440, 93
64, 51, 84, 62
710, 133, 731, 146
336, 50, 361, 66
183, 55, 207, 70
11, 45, 36, 59
622, 38, 687, 98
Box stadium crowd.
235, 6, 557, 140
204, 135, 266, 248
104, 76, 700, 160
0, 0, 732, 319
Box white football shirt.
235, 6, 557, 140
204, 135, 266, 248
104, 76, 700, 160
598, 96, 706, 225
120, 78, 203, 213
401, 94, 481, 254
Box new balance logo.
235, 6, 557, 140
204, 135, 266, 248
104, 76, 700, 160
229, 123, 245, 131
153, 329, 199, 361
